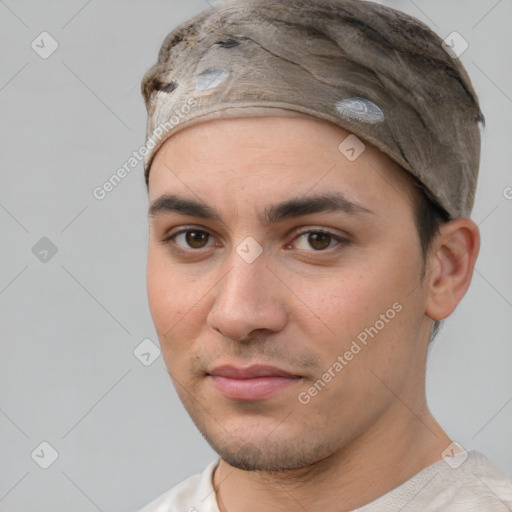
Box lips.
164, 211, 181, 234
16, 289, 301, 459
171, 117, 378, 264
207, 365, 302, 401
209, 365, 298, 379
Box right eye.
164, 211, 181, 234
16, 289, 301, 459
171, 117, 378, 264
162, 228, 215, 250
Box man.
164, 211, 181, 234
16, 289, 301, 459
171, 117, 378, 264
137, 0, 512, 510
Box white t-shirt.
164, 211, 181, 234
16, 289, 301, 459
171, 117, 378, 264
138, 450, 512, 511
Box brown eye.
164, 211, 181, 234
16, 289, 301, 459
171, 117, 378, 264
184, 230, 210, 249
307, 232, 332, 250
161, 227, 217, 254
292, 229, 347, 252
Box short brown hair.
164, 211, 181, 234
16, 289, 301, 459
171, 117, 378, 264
410, 175, 451, 342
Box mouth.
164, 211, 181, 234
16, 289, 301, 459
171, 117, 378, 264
206, 364, 303, 401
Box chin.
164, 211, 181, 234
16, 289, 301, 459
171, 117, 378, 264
197, 421, 335, 472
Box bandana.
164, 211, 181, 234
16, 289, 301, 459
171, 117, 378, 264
141, 0, 484, 219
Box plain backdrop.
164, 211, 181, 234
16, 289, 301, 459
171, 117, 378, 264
1, 0, 511, 511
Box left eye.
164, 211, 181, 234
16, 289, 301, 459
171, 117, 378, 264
292, 231, 344, 251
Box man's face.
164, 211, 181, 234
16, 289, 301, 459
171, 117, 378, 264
147, 116, 433, 471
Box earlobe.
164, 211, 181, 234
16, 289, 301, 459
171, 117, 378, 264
424, 218, 480, 321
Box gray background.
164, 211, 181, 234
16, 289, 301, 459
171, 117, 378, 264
1, 0, 511, 510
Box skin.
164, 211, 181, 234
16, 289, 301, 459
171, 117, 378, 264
146, 116, 480, 512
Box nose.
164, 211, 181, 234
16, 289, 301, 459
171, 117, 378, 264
206, 248, 288, 342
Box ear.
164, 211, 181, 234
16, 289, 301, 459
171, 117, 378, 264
424, 218, 480, 321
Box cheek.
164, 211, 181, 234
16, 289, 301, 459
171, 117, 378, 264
147, 250, 178, 333
146, 247, 213, 367
290, 246, 423, 364
323, 257, 425, 387
290, 270, 393, 343
147, 249, 192, 345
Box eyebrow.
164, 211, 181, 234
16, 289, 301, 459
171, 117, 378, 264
148, 192, 375, 224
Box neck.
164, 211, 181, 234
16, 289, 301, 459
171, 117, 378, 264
213, 405, 451, 512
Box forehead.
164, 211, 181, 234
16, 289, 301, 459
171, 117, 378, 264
148, 116, 418, 215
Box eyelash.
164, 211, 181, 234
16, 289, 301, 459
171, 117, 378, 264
160, 226, 350, 255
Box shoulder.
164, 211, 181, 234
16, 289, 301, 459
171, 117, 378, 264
356, 450, 512, 512
136, 459, 220, 512
429, 450, 512, 511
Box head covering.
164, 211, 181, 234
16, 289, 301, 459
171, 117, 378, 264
141, 0, 484, 219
